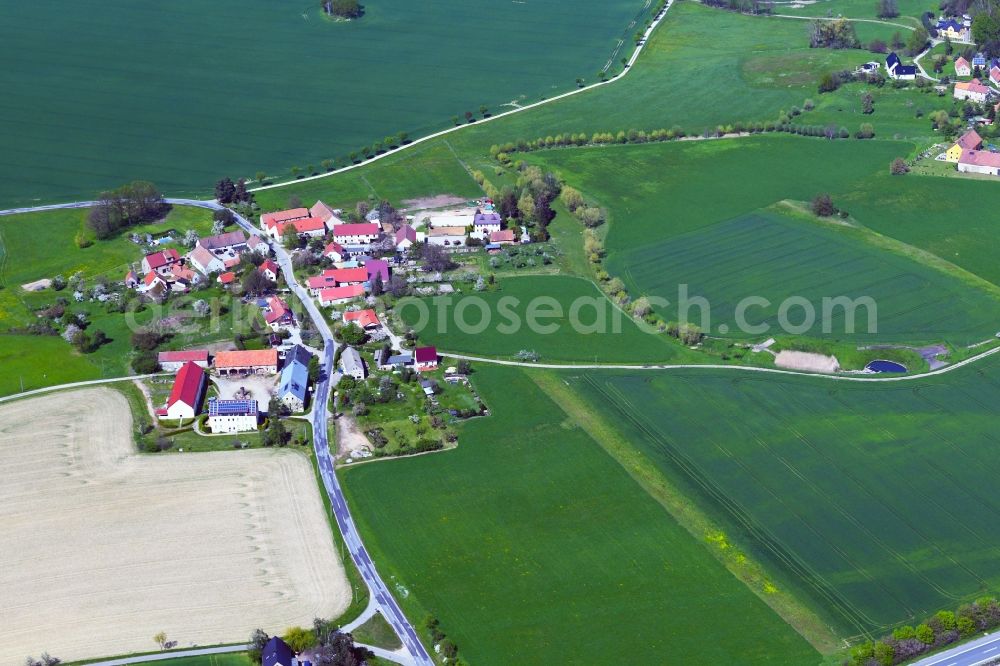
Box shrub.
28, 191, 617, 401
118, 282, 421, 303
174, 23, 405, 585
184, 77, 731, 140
810, 193, 836, 217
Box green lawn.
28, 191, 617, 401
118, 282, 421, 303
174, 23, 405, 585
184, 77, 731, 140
340, 365, 820, 665
350, 612, 403, 651
617, 209, 1000, 345
253, 141, 484, 213
0, 0, 656, 207
398, 274, 696, 363
571, 352, 1000, 639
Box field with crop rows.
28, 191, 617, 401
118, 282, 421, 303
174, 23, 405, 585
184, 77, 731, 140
572, 355, 1000, 637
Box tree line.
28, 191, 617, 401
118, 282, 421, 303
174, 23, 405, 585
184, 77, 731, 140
87, 180, 168, 239
848, 596, 1000, 665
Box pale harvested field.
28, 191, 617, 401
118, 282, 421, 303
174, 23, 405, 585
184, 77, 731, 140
0, 388, 350, 663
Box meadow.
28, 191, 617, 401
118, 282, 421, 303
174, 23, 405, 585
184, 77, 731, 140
622, 210, 1000, 345
0, 0, 655, 207
572, 353, 1000, 638
340, 365, 820, 665
0, 205, 248, 395
396, 275, 698, 363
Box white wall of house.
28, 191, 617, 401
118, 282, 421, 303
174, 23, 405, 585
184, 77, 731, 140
958, 162, 1000, 175
208, 413, 258, 433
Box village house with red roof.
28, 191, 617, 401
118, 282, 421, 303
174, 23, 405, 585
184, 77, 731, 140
156, 361, 207, 420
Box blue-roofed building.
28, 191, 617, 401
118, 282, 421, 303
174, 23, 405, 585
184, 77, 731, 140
974, 52, 987, 68
284, 343, 313, 368
263, 636, 293, 666
885, 52, 916, 80
278, 356, 310, 412
207, 398, 259, 433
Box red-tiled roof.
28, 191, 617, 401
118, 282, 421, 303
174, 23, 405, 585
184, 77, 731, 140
214, 349, 278, 369
960, 148, 1000, 168
261, 208, 309, 229
414, 346, 437, 363
307, 274, 337, 290
158, 350, 209, 363
218, 271, 237, 284
329, 267, 369, 284
490, 229, 516, 243
344, 309, 380, 328
281, 217, 326, 234
259, 258, 280, 276
395, 224, 417, 244
310, 200, 336, 221
318, 284, 365, 302
324, 241, 345, 257
167, 361, 206, 409
264, 296, 291, 325
331, 223, 379, 238
957, 130, 983, 150
144, 271, 163, 286
144, 248, 180, 269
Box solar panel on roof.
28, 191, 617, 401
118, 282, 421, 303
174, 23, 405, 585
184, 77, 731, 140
208, 399, 258, 416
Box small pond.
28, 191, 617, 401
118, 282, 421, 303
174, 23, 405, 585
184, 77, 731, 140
865, 359, 907, 373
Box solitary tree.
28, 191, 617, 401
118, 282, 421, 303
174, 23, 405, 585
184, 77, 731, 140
153, 632, 168, 651
464, 111, 474, 123
479, 104, 489, 117
811, 193, 836, 217
861, 91, 874, 114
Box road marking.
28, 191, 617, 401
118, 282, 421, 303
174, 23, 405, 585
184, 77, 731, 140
986, 646, 997, 652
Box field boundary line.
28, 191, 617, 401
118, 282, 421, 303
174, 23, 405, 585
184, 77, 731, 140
246, 0, 675, 195
439, 344, 1000, 382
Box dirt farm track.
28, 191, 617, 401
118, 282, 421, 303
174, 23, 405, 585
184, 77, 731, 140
0, 388, 350, 663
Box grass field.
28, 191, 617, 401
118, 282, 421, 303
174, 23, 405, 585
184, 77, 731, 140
0, 0, 656, 207
397, 275, 697, 363
571, 353, 1000, 638
619, 209, 1000, 345
340, 365, 820, 664
92, 654, 251, 666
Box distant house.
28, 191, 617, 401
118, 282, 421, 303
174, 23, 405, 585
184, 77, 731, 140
427, 226, 467, 247
218, 271, 237, 286
263, 295, 294, 330
189, 245, 225, 275
414, 346, 438, 372
157, 361, 206, 420
365, 258, 390, 284
885, 52, 916, 80
955, 56, 972, 77
376, 348, 413, 370
262, 637, 293, 666
318, 284, 365, 306
214, 349, 279, 375
937, 18, 970, 41
277, 350, 310, 412
974, 52, 987, 68
331, 222, 380, 246
267, 216, 327, 239
197, 230, 246, 252
310, 200, 342, 226
489, 229, 516, 245
141, 249, 181, 276
419, 378, 436, 397
472, 211, 502, 234
261, 207, 309, 232
247, 235, 268, 254
958, 148, 1000, 175
124, 270, 139, 288
395, 224, 417, 252
259, 258, 281, 282
157, 349, 210, 372
324, 241, 347, 263
990, 66, 1000, 86
954, 80, 991, 102
946, 129, 983, 162
344, 308, 380, 330
207, 398, 259, 433
138, 271, 168, 297
340, 347, 367, 380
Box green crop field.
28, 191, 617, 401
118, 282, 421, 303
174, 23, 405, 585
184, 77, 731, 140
0, 0, 655, 208
397, 275, 698, 363
620, 210, 1000, 345
571, 354, 1000, 638
340, 365, 820, 665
